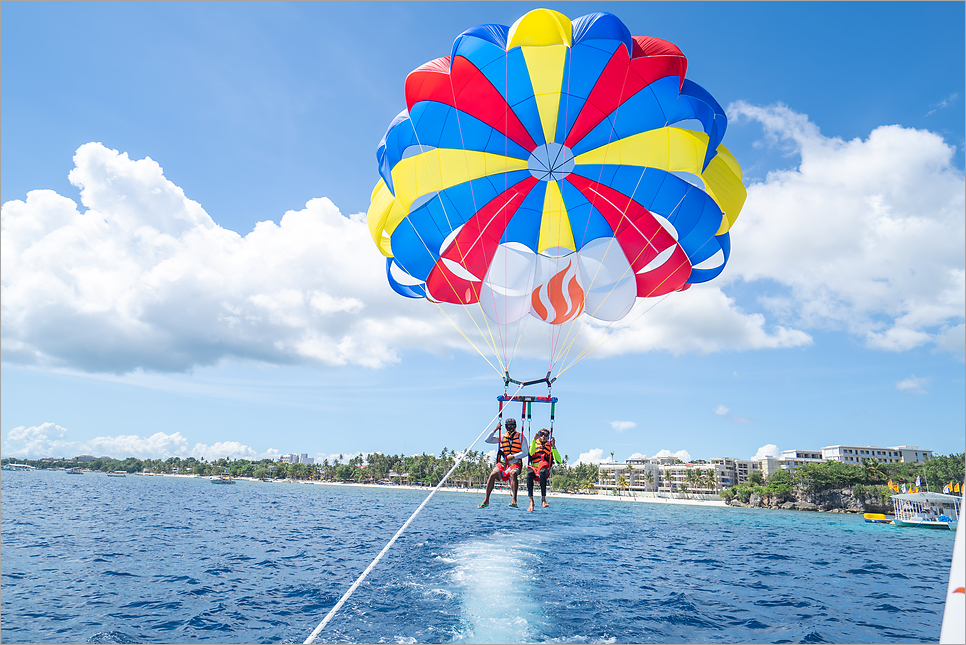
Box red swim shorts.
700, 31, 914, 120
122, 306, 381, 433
497, 463, 521, 481
529, 460, 550, 476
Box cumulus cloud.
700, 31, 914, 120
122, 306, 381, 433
0, 143, 466, 373
4, 120, 961, 375
575, 448, 606, 465
1, 422, 257, 460
714, 404, 755, 423
753, 444, 781, 460
610, 420, 636, 432
627, 452, 646, 460
728, 102, 965, 357
653, 448, 692, 463
587, 283, 812, 357
896, 375, 929, 395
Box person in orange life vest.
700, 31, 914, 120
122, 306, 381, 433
526, 428, 561, 512
478, 418, 527, 508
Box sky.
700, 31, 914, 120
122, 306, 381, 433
2, 1, 964, 467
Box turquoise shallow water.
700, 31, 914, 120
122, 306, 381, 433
0, 470, 955, 643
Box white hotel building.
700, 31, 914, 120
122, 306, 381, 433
597, 444, 933, 494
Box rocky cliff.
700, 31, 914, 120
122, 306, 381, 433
728, 487, 893, 514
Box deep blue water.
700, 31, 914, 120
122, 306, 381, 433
0, 470, 956, 644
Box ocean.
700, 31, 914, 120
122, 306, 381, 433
0, 470, 955, 644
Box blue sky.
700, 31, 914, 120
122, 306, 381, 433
2, 2, 964, 465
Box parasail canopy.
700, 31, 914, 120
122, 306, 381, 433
367, 9, 746, 377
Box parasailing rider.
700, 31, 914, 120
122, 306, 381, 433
478, 418, 526, 508
527, 428, 561, 512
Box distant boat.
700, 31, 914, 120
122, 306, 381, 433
863, 513, 893, 524
107, 472, 127, 478
210, 471, 235, 485
1, 463, 36, 471
892, 492, 961, 530
66, 467, 83, 475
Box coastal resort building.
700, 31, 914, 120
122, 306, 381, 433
822, 445, 932, 465
598, 458, 727, 496
279, 453, 315, 465
599, 442, 934, 496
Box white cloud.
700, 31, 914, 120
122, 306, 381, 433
653, 449, 692, 463
575, 448, 606, 465
728, 102, 965, 358
5, 120, 961, 376
925, 93, 959, 117
714, 404, 730, 416
753, 444, 781, 460
896, 375, 929, 395
610, 420, 636, 432
627, 452, 646, 460
1, 423, 257, 459
0, 142, 814, 376
0, 143, 466, 374
587, 284, 812, 357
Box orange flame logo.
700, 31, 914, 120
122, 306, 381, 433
531, 260, 584, 324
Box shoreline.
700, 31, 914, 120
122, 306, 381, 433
141, 472, 728, 507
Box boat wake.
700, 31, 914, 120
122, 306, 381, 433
448, 530, 547, 643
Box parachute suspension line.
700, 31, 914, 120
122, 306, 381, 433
556, 290, 674, 378
429, 300, 505, 377
303, 383, 525, 645
553, 184, 691, 371
403, 118, 508, 371
503, 307, 534, 379
551, 137, 676, 374
446, 74, 518, 370
548, 62, 644, 372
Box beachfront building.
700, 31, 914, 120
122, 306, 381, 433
659, 461, 730, 494
734, 458, 762, 484
598, 459, 661, 492
710, 458, 761, 487
279, 453, 316, 465
822, 445, 932, 465
760, 450, 826, 476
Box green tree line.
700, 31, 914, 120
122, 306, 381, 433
1, 451, 600, 491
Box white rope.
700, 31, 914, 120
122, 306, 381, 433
303, 384, 525, 644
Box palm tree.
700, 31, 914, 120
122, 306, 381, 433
644, 470, 655, 492
862, 457, 887, 483
625, 463, 635, 493
705, 469, 719, 495
617, 475, 629, 496
685, 469, 699, 497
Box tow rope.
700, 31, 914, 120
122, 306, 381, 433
303, 383, 524, 644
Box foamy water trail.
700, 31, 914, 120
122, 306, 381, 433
448, 530, 547, 643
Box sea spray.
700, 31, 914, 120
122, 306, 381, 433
449, 529, 549, 643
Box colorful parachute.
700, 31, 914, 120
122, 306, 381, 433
367, 9, 745, 373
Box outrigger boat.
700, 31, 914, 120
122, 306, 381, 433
891, 492, 960, 530
210, 471, 235, 485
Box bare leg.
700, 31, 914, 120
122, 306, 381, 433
481, 468, 499, 506
510, 471, 519, 505
526, 469, 536, 512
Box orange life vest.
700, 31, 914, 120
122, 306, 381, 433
499, 431, 523, 465
530, 438, 553, 471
